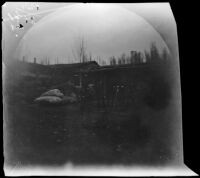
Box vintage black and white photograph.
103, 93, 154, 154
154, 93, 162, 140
2, 2, 197, 176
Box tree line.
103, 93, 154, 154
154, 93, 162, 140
21, 42, 171, 66
110, 42, 171, 66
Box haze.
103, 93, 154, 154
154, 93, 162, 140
15, 3, 170, 64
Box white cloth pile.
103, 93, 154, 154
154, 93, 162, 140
34, 89, 77, 105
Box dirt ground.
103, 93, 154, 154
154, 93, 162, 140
3, 61, 178, 167
4, 100, 175, 167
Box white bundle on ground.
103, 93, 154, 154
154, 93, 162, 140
34, 89, 77, 105
34, 96, 62, 104
34, 89, 64, 105
41, 89, 64, 98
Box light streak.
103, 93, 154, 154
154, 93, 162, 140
3, 5, 69, 22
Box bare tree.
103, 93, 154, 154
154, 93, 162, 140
121, 53, 126, 64
89, 52, 92, 61
150, 42, 160, 62
126, 56, 131, 64
161, 47, 169, 61
46, 57, 50, 65
72, 36, 88, 63
135, 52, 143, 63
110, 56, 116, 65
144, 50, 151, 63
48, 58, 50, 65
34, 57, 37, 64
80, 38, 86, 63
102, 60, 106, 66
144, 42, 162, 63
130, 51, 136, 64
44, 57, 47, 65
55, 57, 59, 64
113, 56, 116, 65
22, 56, 26, 62
97, 56, 103, 65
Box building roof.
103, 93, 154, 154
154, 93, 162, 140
50, 61, 99, 69
86, 63, 146, 72
85, 61, 170, 73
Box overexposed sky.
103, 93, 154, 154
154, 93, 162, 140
3, 3, 177, 64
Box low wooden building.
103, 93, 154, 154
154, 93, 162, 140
81, 61, 172, 109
